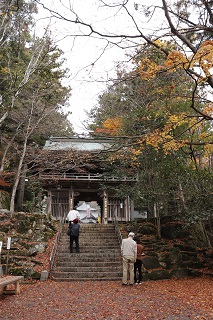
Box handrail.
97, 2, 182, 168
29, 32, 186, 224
113, 214, 123, 247
49, 218, 64, 278
39, 172, 138, 182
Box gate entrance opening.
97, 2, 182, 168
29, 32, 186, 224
39, 137, 137, 223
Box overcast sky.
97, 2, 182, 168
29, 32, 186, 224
35, 0, 161, 134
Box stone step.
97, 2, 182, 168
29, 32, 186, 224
59, 237, 119, 245
56, 248, 121, 254
74, 224, 115, 228
62, 229, 117, 233
52, 276, 122, 282
57, 248, 120, 254
51, 271, 122, 279
59, 244, 120, 249
62, 233, 116, 238
52, 265, 122, 272
59, 239, 119, 248
54, 261, 122, 267
52, 223, 122, 281
55, 254, 121, 262
63, 225, 115, 230
61, 233, 117, 238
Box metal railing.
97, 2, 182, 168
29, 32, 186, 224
49, 218, 64, 278
113, 214, 123, 247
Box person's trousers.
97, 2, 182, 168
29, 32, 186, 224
134, 259, 142, 283
70, 235, 79, 253
122, 256, 135, 285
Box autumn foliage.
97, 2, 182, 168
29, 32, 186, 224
0, 278, 212, 319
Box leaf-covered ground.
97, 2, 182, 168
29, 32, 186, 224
0, 277, 212, 319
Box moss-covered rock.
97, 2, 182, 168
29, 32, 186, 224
161, 222, 190, 239
171, 268, 190, 279
119, 219, 212, 281
137, 223, 157, 235
142, 256, 161, 269
0, 211, 58, 279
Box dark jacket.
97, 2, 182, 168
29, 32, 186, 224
70, 223, 80, 236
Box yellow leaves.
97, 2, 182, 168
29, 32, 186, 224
146, 130, 162, 148
164, 40, 213, 80
138, 58, 160, 80
137, 40, 213, 85
144, 112, 191, 154
195, 41, 213, 77
204, 143, 213, 154
198, 132, 211, 140
202, 103, 213, 117
0, 66, 9, 74
0, 10, 13, 16
167, 113, 189, 129
154, 39, 174, 51
162, 140, 186, 154
145, 129, 186, 154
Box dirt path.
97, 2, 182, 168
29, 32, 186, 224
0, 277, 212, 319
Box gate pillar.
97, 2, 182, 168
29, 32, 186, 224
103, 191, 108, 224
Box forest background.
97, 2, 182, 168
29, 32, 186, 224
0, 0, 213, 246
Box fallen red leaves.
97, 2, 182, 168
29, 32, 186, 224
0, 276, 212, 319
33, 232, 58, 273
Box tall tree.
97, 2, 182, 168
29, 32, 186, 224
0, 1, 73, 213
0, 0, 39, 125
1, 37, 72, 214
35, 0, 213, 120
89, 43, 213, 227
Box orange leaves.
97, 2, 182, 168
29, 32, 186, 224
138, 40, 213, 83
0, 178, 10, 187
0, 170, 11, 189
95, 117, 123, 136
165, 51, 188, 70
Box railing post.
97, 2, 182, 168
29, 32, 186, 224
113, 214, 122, 247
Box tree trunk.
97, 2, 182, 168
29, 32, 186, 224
154, 202, 161, 239
16, 164, 27, 211
10, 139, 28, 216
178, 180, 187, 212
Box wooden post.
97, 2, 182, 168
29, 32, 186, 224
69, 188, 74, 210
46, 191, 52, 215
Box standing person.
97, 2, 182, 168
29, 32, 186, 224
121, 232, 137, 286
69, 218, 80, 253
134, 238, 144, 284
66, 208, 80, 225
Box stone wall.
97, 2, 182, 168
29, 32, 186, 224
1, 211, 212, 281
119, 218, 213, 280
0, 210, 58, 279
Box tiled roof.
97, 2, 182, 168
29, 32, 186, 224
43, 136, 113, 151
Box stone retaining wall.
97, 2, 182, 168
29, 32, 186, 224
119, 219, 213, 280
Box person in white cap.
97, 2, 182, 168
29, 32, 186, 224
66, 209, 80, 226
121, 232, 137, 286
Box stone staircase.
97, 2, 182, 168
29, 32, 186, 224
51, 224, 123, 281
